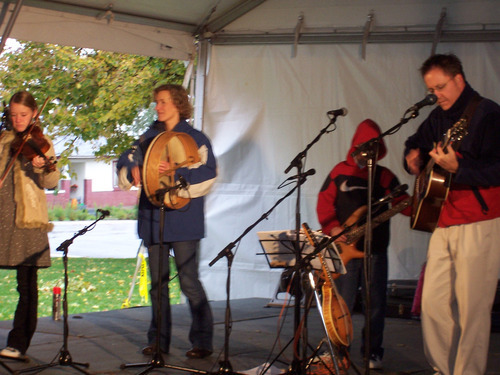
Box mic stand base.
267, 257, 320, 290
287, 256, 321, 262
120, 202, 212, 375
15, 352, 90, 375
15, 249, 90, 375
120, 359, 211, 375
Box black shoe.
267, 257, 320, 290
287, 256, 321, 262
185, 347, 212, 359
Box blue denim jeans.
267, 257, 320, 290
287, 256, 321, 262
334, 254, 387, 359
147, 241, 213, 352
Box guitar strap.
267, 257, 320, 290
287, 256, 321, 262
457, 93, 489, 214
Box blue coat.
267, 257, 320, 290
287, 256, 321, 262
117, 120, 217, 246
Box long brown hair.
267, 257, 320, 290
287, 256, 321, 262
9, 91, 38, 112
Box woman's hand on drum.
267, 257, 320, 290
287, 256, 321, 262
158, 160, 174, 176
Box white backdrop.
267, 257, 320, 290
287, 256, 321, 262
197, 41, 500, 301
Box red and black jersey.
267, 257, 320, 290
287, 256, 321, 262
317, 119, 410, 254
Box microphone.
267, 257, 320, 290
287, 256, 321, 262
286, 168, 316, 181
408, 94, 437, 112
327, 107, 348, 117
374, 184, 408, 205
97, 209, 110, 217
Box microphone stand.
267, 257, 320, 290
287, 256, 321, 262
209, 113, 342, 374
121, 186, 209, 375
351, 106, 424, 160
350, 106, 424, 375
209, 176, 310, 375
284, 114, 341, 175
17, 212, 112, 375
282, 114, 342, 374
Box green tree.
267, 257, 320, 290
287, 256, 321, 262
0, 41, 186, 168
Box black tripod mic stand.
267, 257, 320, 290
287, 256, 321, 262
277, 112, 343, 374
16, 210, 112, 375
350, 104, 427, 375
121, 187, 209, 375
209, 178, 310, 375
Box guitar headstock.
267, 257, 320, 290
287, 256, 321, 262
444, 118, 468, 150
302, 222, 318, 247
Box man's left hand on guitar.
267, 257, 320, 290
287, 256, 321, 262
429, 143, 459, 173
330, 226, 347, 242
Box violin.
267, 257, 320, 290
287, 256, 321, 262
0, 98, 55, 189
10, 122, 57, 172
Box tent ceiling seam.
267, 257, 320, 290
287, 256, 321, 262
19, 0, 197, 32
210, 28, 500, 45
204, 0, 267, 34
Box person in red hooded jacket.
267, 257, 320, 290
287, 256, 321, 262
316, 119, 410, 369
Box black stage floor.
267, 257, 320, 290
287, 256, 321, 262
0, 298, 499, 374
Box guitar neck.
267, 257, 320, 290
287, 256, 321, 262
424, 118, 467, 175
302, 223, 335, 286
345, 196, 411, 245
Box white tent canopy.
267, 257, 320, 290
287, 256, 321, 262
1, 0, 499, 300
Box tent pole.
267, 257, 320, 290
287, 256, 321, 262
0, 0, 24, 55
194, 38, 210, 132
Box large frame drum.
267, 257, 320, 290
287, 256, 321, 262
142, 131, 200, 209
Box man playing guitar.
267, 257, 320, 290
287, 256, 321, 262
404, 53, 500, 375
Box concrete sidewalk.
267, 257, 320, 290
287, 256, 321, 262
49, 220, 141, 259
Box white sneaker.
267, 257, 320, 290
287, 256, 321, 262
369, 355, 383, 370
0, 346, 24, 360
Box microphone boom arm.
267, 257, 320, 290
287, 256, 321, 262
284, 113, 342, 174
351, 103, 426, 160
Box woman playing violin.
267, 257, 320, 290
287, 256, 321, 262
0, 91, 60, 360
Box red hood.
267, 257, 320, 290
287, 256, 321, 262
346, 119, 387, 165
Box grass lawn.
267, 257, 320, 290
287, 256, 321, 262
0, 257, 181, 321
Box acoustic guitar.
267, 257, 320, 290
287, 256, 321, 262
410, 119, 468, 232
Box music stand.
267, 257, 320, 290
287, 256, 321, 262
257, 229, 346, 275
257, 229, 348, 374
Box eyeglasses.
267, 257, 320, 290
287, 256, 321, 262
427, 77, 454, 95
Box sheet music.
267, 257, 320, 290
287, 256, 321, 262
257, 229, 346, 275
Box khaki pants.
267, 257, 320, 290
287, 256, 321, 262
421, 217, 500, 375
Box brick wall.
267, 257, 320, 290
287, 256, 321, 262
46, 179, 138, 209
83, 179, 139, 208
46, 179, 71, 207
